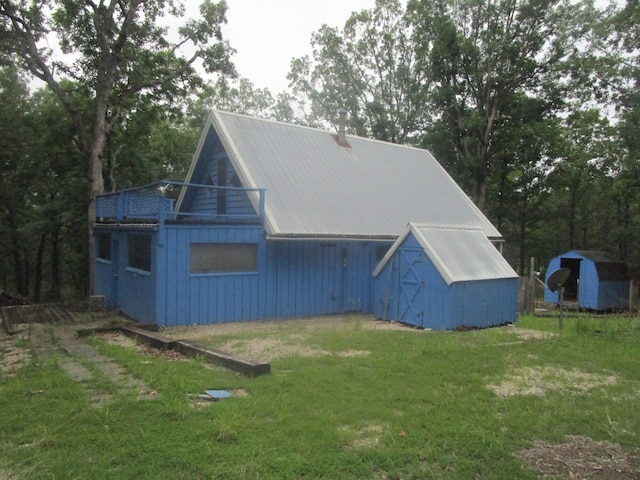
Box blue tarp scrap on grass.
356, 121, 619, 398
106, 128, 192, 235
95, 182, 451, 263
205, 390, 234, 399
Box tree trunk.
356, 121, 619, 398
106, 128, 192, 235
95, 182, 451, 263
86, 89, 110, 296
474, 172, 487, 212
48, 225, 62, 301
569, 188, 577, 249
7, 213, 28, 297
519, 215, 527, 276
33, 234, 46, 302
11, 235, 27, 297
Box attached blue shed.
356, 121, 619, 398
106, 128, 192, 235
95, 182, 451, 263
543, 250, 630, 311
372, 224, 518, 330
93, 111, 514, 327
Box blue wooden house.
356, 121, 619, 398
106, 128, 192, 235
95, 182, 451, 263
93, 110, 517, 328
543, 250, 630, 311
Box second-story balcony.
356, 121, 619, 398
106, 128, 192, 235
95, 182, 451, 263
95, 180, 266, 225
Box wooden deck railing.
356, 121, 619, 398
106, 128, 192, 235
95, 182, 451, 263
95, 180, 265, 224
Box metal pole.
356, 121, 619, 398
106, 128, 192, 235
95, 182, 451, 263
558, 285, 564, 333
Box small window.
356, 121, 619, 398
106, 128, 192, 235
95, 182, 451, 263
128, 235, 151, 272
97, 233, 112, 261
190, 243, 257, 274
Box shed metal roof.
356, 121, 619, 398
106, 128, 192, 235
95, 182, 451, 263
374, 224, 518, 284
186, 110, 502, 240
564, 250, 630, 281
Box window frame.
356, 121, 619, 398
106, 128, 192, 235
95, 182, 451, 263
96, 232, 112, 262
127, 234, 152, 273
189, 242, 258, 275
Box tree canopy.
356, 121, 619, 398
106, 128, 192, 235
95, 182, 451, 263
282, 0, 640, 275
1, 0, 236, 291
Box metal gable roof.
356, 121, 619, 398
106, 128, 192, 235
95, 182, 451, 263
373, 224, 518, 284
190, 110, 502, 239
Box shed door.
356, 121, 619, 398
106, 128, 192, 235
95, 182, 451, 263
560, 257, 582, 302
399, 247, 425, 327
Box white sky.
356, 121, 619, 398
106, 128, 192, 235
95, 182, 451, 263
220, 0, 378, 93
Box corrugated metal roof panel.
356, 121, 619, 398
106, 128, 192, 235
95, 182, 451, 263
208, 111, 501, 239
374, 224, 517, 284
412, 225, 518, 284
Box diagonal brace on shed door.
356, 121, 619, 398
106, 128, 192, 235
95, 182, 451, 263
399, 248, 426, 326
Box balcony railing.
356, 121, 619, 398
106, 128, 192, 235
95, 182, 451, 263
95, 180, 265, 224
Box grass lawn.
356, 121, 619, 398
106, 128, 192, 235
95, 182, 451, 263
1, 314, 639, 479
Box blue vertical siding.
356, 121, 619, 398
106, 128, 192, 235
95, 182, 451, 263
579, 259, 599, 308
150, 225, 385, 326
450, 279, 518, 329
266, 240, 381, 319
185, 130, 254, 217
268, 241, 343, 318
93, 229, 157, 323
373, 253, 400, 322
157, 224, 264, 326
94, 259, 116, 308
94, 230, 118, 308
188, 153, 254, 216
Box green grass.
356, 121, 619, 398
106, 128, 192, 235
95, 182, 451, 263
1, 314, 640, 479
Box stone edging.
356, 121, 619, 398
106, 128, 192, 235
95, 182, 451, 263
78, 325, 271, 377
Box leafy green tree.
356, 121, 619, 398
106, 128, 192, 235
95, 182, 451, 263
0, 65, 31, 295
0, 70, 89, 300
103, 101, 200, 192
287, 0, 429, 142
485, 94, 557, 273
208, 78, 276, 117
0, 0, 236, 292
26, 87, 86, 299
584, 0, 640, 270
544, 111, 611, 249
407, 0, 586, 211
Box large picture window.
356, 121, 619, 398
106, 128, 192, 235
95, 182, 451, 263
97, 233, 112, 261
128, 235, 151, 272
190, 243, 257, 274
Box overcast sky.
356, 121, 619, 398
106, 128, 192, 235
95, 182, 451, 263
219, 0, 378, 93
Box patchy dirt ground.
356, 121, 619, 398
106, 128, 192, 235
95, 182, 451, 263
0, 339, 30, 377
509, 327, 555, 341
519, 435, 640, 479
488, 366, 618, 398
161, 315, 415, 339
339, 423, 387, 450
159, 316, 419, 362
